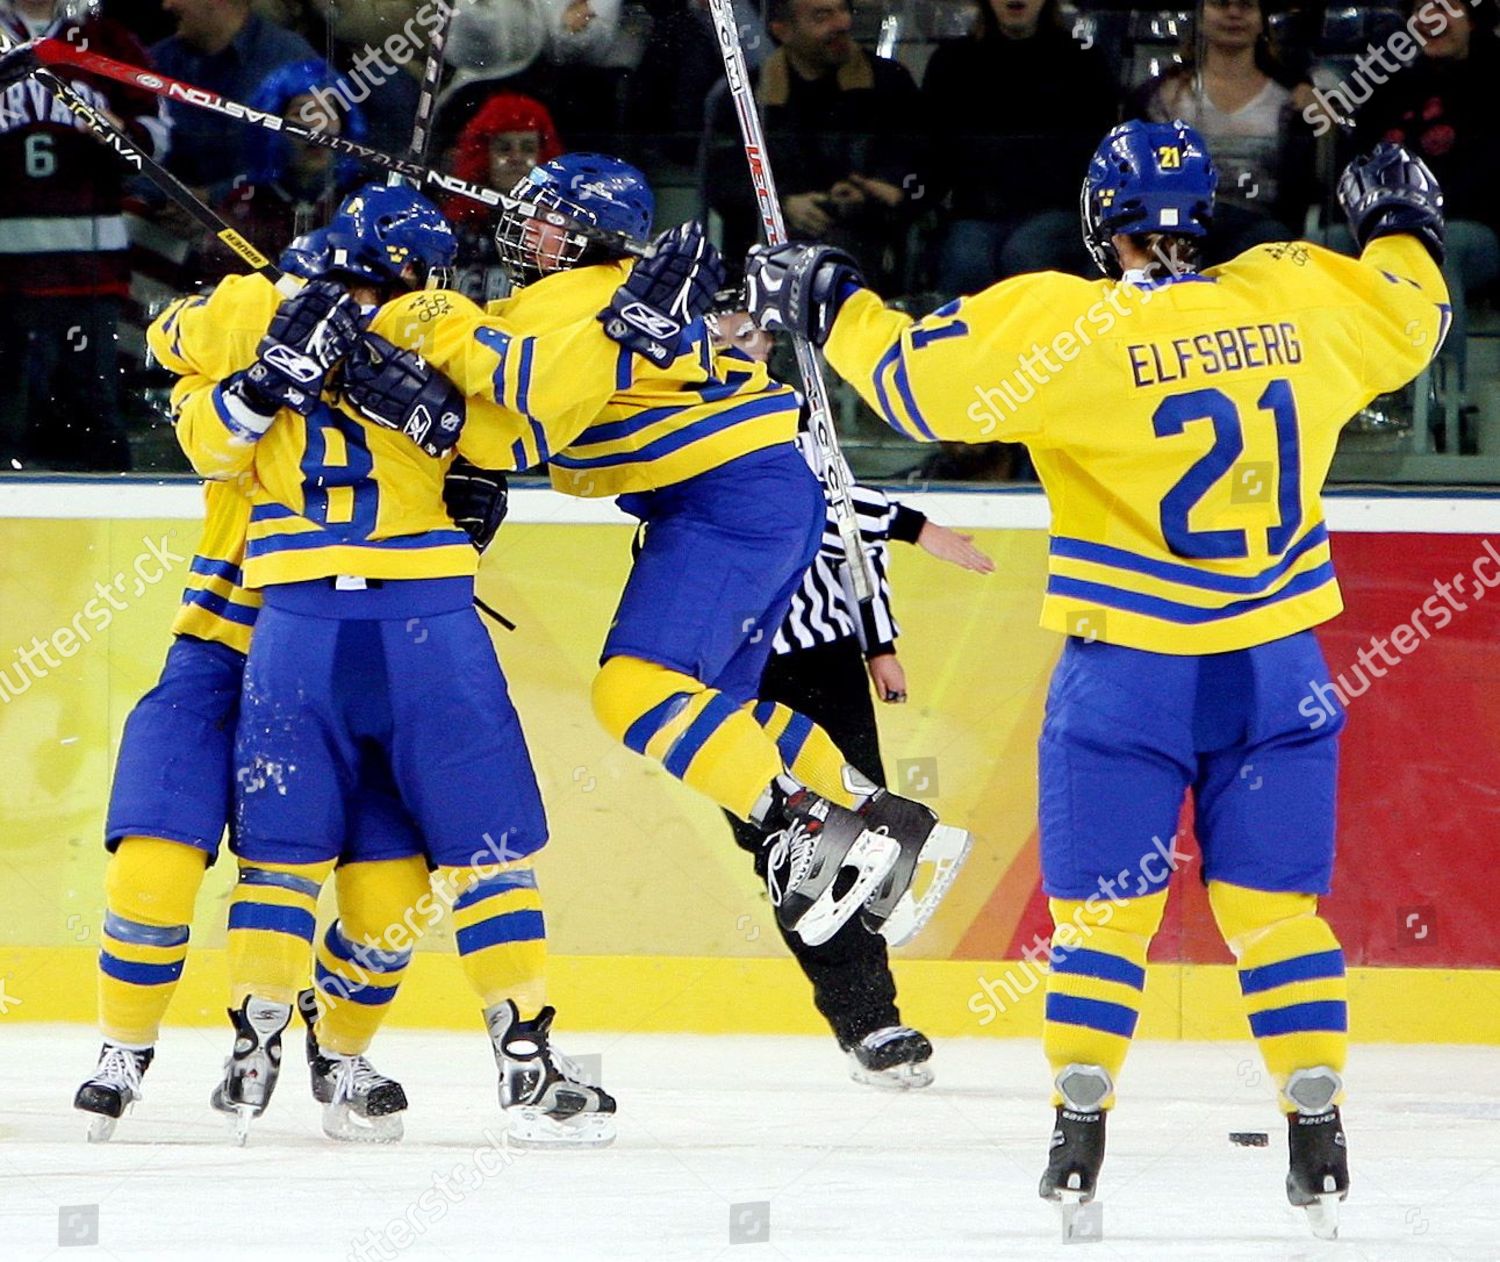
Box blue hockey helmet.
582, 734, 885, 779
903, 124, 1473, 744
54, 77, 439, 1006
296, 183, 458, 289
1081, 120, 1217, 278
495, 152, 654, 286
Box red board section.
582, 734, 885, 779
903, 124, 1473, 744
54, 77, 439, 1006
1005, 532, 1500, 968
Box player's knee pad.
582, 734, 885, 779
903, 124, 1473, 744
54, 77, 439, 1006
334, 856, 434, 950
105, 835, 209, 928
591, 655, 700, 744
1207, 881, 1333, 954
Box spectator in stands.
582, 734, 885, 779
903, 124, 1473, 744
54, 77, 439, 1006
152, 0, 318, 192
629, 0, 770, 166
0, 0, 169, 471
200, 60, 367, 280
922, 0, 1115, 293
709, 0, 925, 290
1134, 0, 1316, 263
1357, 0, 1500, 403
442, 91, 563, 303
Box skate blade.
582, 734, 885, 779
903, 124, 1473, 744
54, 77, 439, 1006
85, 1113, 120, 1143
847, 1059, 934, 1091
876, 824, 973, 946
1302, 1193, 1342, 1240
505, 1108, 616, 1149
322, 1103, 405, 1144
793, 831, 901, 947
228, 1104, 257, 1147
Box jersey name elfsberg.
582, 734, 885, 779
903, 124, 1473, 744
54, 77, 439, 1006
1126, 321, 1303, 388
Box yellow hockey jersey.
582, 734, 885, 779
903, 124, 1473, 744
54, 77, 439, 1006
151, 274, 528, 589
825, 236, 1450, 654
380, 262, 800, 497
169, 479, 261, 654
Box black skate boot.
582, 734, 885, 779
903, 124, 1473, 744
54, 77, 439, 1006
74, 1043, 154, 1142
1284, 1068, 1349, 1240
487, 1000, 616, 1148
1039, 1065, 1113, 1203
299, 989, 407, 1143
210, 996, 291, 1145
760, 782, 901, 947
857, 789, 972, 945
844, 1025, 934, 1090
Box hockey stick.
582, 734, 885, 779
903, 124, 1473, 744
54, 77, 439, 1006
397, 0, 455, 181
0, 34, 297, 296
20, 36, 652, 261
704, 0, 875, 603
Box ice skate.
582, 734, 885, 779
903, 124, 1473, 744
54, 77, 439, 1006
856, 789, 973, 945
210, 996, 291, 1145
1283, 1068, 1348, 1240
763, 786, 900, 947
74, 1043, 153, 1142
487, 1000, 616, 1148
1039, 1065, 1112, 1207
300, 990, 407, 1143
845, 1025, 934, 1090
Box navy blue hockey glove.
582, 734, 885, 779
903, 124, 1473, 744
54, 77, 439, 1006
338, 334, 466, 458
222, 280, 364, 427
1338, 142, 1445, 265
443, 459, 509, 552
745, 243, 866, 347
599, 221, 726, 367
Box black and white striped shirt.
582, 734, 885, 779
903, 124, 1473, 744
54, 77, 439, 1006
773, 430, 926, 658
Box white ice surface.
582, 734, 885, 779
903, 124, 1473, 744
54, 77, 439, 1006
1, 1026, 1495, 1262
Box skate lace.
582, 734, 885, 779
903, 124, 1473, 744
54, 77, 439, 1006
330, 1055, 388, 1106
95, 1045, 146, 1096
765, 820, 818, 906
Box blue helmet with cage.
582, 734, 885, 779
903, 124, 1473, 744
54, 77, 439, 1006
288, 183, 457, 289
495, 152, 654, 286
1081, 120, 1217, 278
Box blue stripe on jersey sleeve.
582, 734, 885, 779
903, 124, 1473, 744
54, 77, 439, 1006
550, 393, 798, 471
1047, 561, 1337, 625
190, 555, 245, 587
891, 351, 939, 441
1050, 524, 1329, 596
181, 586, 260, 626
474, 327, 511, 407
516, 337, 535, 417
576, 380, 771, 447
872, 345, 922, 440
615, 345, 633, 390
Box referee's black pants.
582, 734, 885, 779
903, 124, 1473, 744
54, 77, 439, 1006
726, 635, 901, 1048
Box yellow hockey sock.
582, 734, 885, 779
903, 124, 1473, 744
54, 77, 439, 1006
98, 836, 209, 1047
592, 655, 783, 821
1208, 881, 1348, 1111
1043, 890, 1167, 1108
226, 858, 333, 1007
436, 863, 547, 1014
314, 856, 432, 1056
747, 700, 861, 807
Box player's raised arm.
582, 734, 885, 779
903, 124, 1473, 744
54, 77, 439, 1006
1332, 143, 1451, 394
745, 244, 1053, 445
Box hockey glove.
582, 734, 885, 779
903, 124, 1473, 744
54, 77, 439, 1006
338, 334, 466, 458
745, 243, 866, 348
222, 279, 364, 429
599, 221, 726, 368
444, 459, 510, 552
1338, 142, 1446, 265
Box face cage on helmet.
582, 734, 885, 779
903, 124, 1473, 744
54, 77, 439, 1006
494, 178, 598, 288
1079, 178, 1120, 279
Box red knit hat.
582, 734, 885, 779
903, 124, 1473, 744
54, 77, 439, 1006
445, 93, 564, 224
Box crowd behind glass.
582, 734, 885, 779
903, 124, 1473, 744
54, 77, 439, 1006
0, 0, 1494, 484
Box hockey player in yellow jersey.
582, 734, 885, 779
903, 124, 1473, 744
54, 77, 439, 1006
348, 154, 972, 950
155, 185, 616, 1146
747, 125, 1450, 1238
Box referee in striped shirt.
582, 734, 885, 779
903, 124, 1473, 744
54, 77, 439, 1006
711, 299, 993, 1088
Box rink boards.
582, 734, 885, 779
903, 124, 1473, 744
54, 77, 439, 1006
0, 481, 1496, 1043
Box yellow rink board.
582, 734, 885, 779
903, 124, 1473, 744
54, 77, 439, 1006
2, 946, 1497, 1043
1, 511, 1497, 1046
